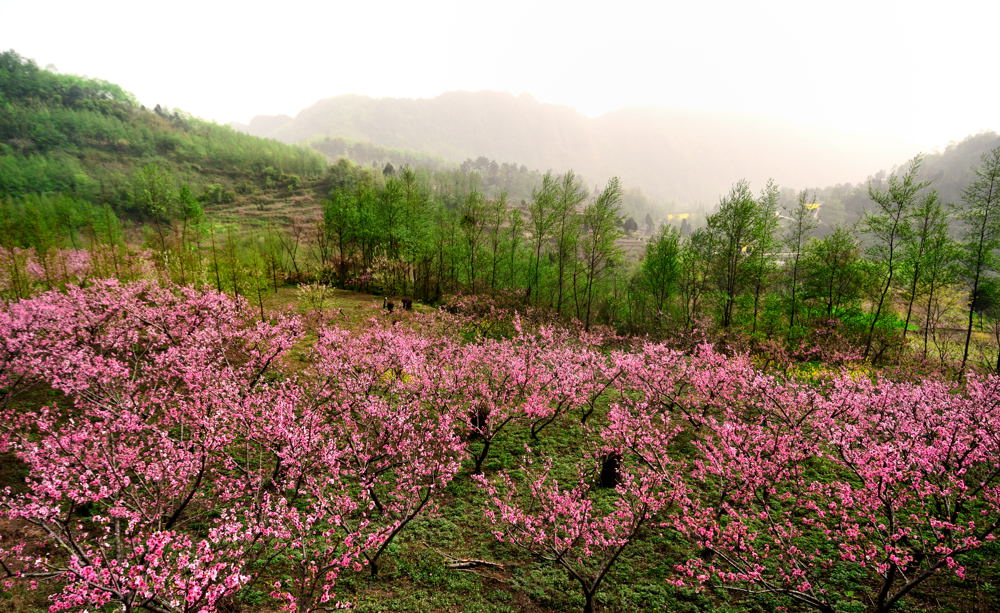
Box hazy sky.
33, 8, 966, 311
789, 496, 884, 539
4, 0, 998, 152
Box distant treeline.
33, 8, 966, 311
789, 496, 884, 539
310, 136, 662, 222
5, 148, 1000, 374
305, 116, 1000, 242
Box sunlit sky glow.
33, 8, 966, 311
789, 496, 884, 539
4, 0, 998, 153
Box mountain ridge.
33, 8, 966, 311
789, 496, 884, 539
234, 90, 920, 205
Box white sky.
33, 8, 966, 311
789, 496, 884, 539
3, 0, 998, 152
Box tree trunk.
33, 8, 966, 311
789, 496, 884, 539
472, 439, 491, 475
751, 252, 765, 335
961, 268, 982, 375
902, 262, 920, 347
788, 250, 800, 335
864, 264, 894, 360
922, 283, 935, 360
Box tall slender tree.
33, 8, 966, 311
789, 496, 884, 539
784, 191, 819, 335
958, 147, 1000, 374
580, 177, 623, 330
506, 206, 524, 289
919, 221, 958, 361
528, 173, 558, 304
553, 171, 587, 315
680, 230, 710, 329
749, 180, 780, 335
485, 192, 509, 290
459, 189, 487, 285
900, 190, 947, 347
860, 157, 928, 359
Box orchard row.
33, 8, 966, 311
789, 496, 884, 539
1, 280, 998, 612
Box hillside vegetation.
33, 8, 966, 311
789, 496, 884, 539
789, 131, 1000, 230
0, 50, 326, 205
4, 51, 1000, 374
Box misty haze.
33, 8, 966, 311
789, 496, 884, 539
233, 91, 920, 207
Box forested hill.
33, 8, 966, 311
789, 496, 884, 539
235, 90, 917, 206
790, 131, 1000, 230
0, 51, 327, 206
238, 92, 596, 178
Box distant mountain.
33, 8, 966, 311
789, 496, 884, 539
235, 91, 918, 206
235, 92, 597, 184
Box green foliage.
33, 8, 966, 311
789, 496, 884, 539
958, 146, 1000, 370
322, 167, 442, 296
580, 177, 624, 329
0, 49, 135, 110
521, 174, 552, 299
783, 191, 820, 334
0, 193, 122, 251
0, 151, 95, 198
704, 180, 779, 328
860, 157, 929, 356
800, 227, 868, 319
639, 225, 681, 314
200, 183, 235, 204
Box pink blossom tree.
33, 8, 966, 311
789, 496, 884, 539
670, 370, 1000, 613
324, 394, 465, 577
0, 281, 380, 612
305, 324, 468, 577
477, 449, 679, 613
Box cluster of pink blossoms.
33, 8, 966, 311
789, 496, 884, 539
478, 339, 1000, 612
0, 280, 466, 611
2, 279, 998, 613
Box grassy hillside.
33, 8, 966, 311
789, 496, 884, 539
0, 54, 662, 229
